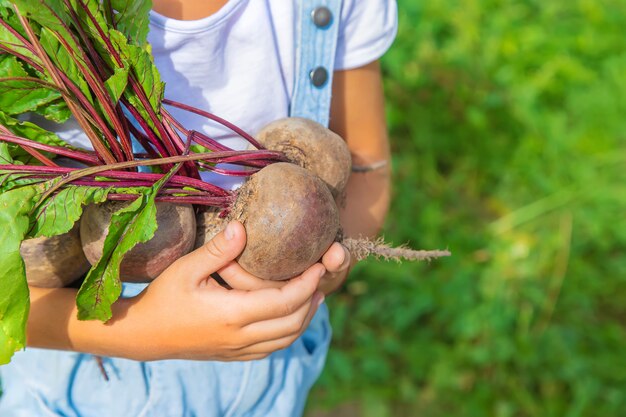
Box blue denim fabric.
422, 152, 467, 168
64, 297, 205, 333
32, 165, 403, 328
290, 0, 342, 127
0, 290, 331, 417
0, 1, 343, 416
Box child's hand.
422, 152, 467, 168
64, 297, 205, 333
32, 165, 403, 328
121, 220, 325, 362
216, 241, 351, 296
319, 242, 352, 295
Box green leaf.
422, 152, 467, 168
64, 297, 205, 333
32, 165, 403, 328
0, 172, 44, 193
12, 1, 96, 81
11, 0, 69, 31
37, 97, 71, 123
29, 185, 111, 238
110, 0, 152, 45
126, 43, 164, 113
0, 182, 45, 364
0, 9, 43, 69
72, 0, 110, 38
76, 167, 179, 322
76, 189, 156, 321
0, 56, 63, 115
0, 111, 73, 160
104, 65, 129, 104
0, 54, 70, 122
70, 0, 114, 60
0, 143, 15, 164
110, 30, 164, 117
0, 77, 60, 115
0, 181, 114, 363
38, 27, 93, 104
0, 1, 12, 17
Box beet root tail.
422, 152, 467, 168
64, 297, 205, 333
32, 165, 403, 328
342, 237, 451, 262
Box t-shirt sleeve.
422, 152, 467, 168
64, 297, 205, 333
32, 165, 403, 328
334, 0, 398, 70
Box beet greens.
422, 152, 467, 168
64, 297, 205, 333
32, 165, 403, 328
0, 0, 451, 366
0, 0, 276, 363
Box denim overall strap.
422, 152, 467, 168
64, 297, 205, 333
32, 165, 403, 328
290, 0, 343, 128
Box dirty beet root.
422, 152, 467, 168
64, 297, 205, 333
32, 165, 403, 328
194, 208, 226, 250
229, 162, 340, 281
21, 223, 90, 288
342, 237, 451, 262
80, 201, 196, 282
255, 117, 352, 201
219, 163, 450, 281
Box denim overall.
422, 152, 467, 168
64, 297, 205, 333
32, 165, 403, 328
0, 1, 342, 416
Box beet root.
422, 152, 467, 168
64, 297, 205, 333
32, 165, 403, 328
199, 162, 449, 281
342, 237, 451, 262
80, 202, 196, 282
193, 208, 227, 250
21, 224, 90, 288
255, 117, 352, 200
229, 162, 340, 281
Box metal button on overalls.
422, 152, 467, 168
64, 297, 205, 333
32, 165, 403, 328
309, 66, 329, 87
311, 6, 333, 28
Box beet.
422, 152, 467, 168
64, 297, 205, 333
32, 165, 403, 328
80, 202, 196, 282
199, 162, 450, 281
255, 118, 352, 200
229, 162, 340, 281
193, 208, 226, 250
21, 224, 90, 288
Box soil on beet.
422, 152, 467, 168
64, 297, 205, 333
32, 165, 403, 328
228, 162, 341, 281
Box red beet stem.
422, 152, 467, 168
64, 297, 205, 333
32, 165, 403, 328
198, 161, 259, 177
0, 133, 100, 164
0, 164, 229, 196
108, 193, 232, 207
163, 99, 264, 150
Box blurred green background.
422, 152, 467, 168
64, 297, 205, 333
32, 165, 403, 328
308, 1, 626, 416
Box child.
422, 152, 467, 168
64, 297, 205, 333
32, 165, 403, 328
0, 1, 397, 416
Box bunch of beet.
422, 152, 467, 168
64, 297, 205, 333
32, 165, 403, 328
0, 0, 448, 364
22, 117, 450, 285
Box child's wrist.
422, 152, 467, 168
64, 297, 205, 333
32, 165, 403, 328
101, 294, 169, 361
66, 295, 151, 360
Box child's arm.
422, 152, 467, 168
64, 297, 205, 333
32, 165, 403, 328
317, 60, 392, 294
332, 60, 391, 238
24, 61, 389, 358
26, 220, 325, 361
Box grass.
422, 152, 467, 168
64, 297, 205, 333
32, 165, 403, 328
307, 1, 626, 416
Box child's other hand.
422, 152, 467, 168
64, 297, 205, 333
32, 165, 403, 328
319, 242, 351, 295
122, 220, 325, 362
218, 241, 351, 296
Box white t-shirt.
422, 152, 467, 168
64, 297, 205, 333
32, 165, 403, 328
52, 0, 397, 188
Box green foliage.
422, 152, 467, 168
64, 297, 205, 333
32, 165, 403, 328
0, 56, 61, 115
309, 1, 626, 416
29, 185, 110, 238
0, 183, 43, 364
1, 0, 162, 136
109, 0, 153, 45
76, 166, 178, 321
0, 112, 72, 162
0, 178, 113, 363
76, 189, 156, 321
0, 0, 166, 362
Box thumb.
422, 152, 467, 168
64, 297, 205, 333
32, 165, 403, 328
171, 220, 247, 284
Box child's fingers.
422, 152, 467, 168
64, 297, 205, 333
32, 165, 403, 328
235, 293, 323, 356
169, 220, 246, 284
225, 353, 269, 362
219, 243, 349, 291
217, 262, 287, 290
234, 263, 325, 323
318, 242, 352, 294
321, 242, 350, 273
241, 290, 323, 342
